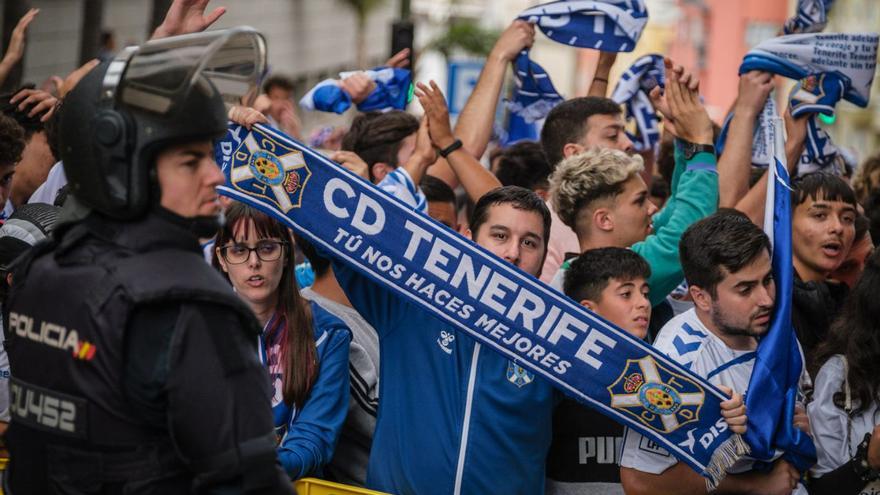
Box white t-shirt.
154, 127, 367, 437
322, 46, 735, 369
808, 355, 880, 494
620, 308, 757, 475
620, 309, 808, 494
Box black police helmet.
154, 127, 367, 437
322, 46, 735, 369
60, 62, 227, 220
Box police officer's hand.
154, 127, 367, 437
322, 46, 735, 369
151, 0, 226, 40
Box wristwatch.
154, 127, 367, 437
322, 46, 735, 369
681, 141, 716, 160
439, 139, 463, 158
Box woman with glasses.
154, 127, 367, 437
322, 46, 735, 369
213, 201, 351, 480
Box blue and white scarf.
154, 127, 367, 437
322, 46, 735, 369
299, 67, 412, 114
610, 54, 665, 153
727, 33, 878, 174
215, 122, 748, 489
715, 93, 845, 175
506, 52, 565, 144
518, 0, 648, 52
740, 33, 878, 108
505, 0, 649, 143
783, 0, 835, 35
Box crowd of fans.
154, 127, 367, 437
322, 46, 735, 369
0, 1, 879, 494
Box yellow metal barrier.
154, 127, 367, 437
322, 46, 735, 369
294, 478, 390, 495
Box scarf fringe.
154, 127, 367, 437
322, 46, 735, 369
704, 434, 750, 491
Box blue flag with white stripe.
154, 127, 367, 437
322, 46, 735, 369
611, 54, 665, 153
518, 0, 648, 52
744, 117, 817, 471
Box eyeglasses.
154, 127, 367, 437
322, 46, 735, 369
219, 240, 287, 264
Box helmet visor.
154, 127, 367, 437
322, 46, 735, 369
115, 27, 266, 115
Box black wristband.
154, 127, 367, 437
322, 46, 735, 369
439, 139, 463, 158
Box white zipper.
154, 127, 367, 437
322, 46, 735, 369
453, 342, 481, 495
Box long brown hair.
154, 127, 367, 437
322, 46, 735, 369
212, 202, 318, 408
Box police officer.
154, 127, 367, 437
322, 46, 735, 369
2, 28, 295, 494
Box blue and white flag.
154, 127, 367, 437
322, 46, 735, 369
518, 0, 648, 52
299, 67, 413, 114
611, 54, 665, 153
745, 117, 817, 472
740, 33, 879, 108
783, 0, 835, 35
506, 52, 565, 143
215, 122, 749, 488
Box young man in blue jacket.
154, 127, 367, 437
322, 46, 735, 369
331, 186, 556, 495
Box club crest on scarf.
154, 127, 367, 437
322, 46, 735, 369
229, 128, 312, 213
507, 361, 535, 387
608, 356, 704, 434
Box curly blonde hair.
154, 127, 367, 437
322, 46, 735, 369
549, 148, 644, 231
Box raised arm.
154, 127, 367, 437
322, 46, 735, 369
587, 51, 617, 97
418, 81, 501, 203
735, 107, 807, 226
717, 71, 774, 208
428, 20, 534, 188
0, 9, 39, 88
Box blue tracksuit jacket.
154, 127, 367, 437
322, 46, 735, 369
333, 260, 558, 495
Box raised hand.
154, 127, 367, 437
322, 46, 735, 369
735, 71, 774, 118
490, 20, 536, 62
2, 8, 39, 68
339, 73, 377, 104
227, 105, 267, 130
415, 81, 455, 150
59, 59, 100, 98
10, 88, 58, 122
663, 57, 713, 145
384, 48, 411, 69
151, 0, 226, 40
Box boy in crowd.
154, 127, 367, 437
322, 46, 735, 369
620, 211, 807, 495
789, 173, 858, 375
546, 247, 651, 494
546, 247, 746, 494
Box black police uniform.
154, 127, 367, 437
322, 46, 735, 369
3, 209, 295, 494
